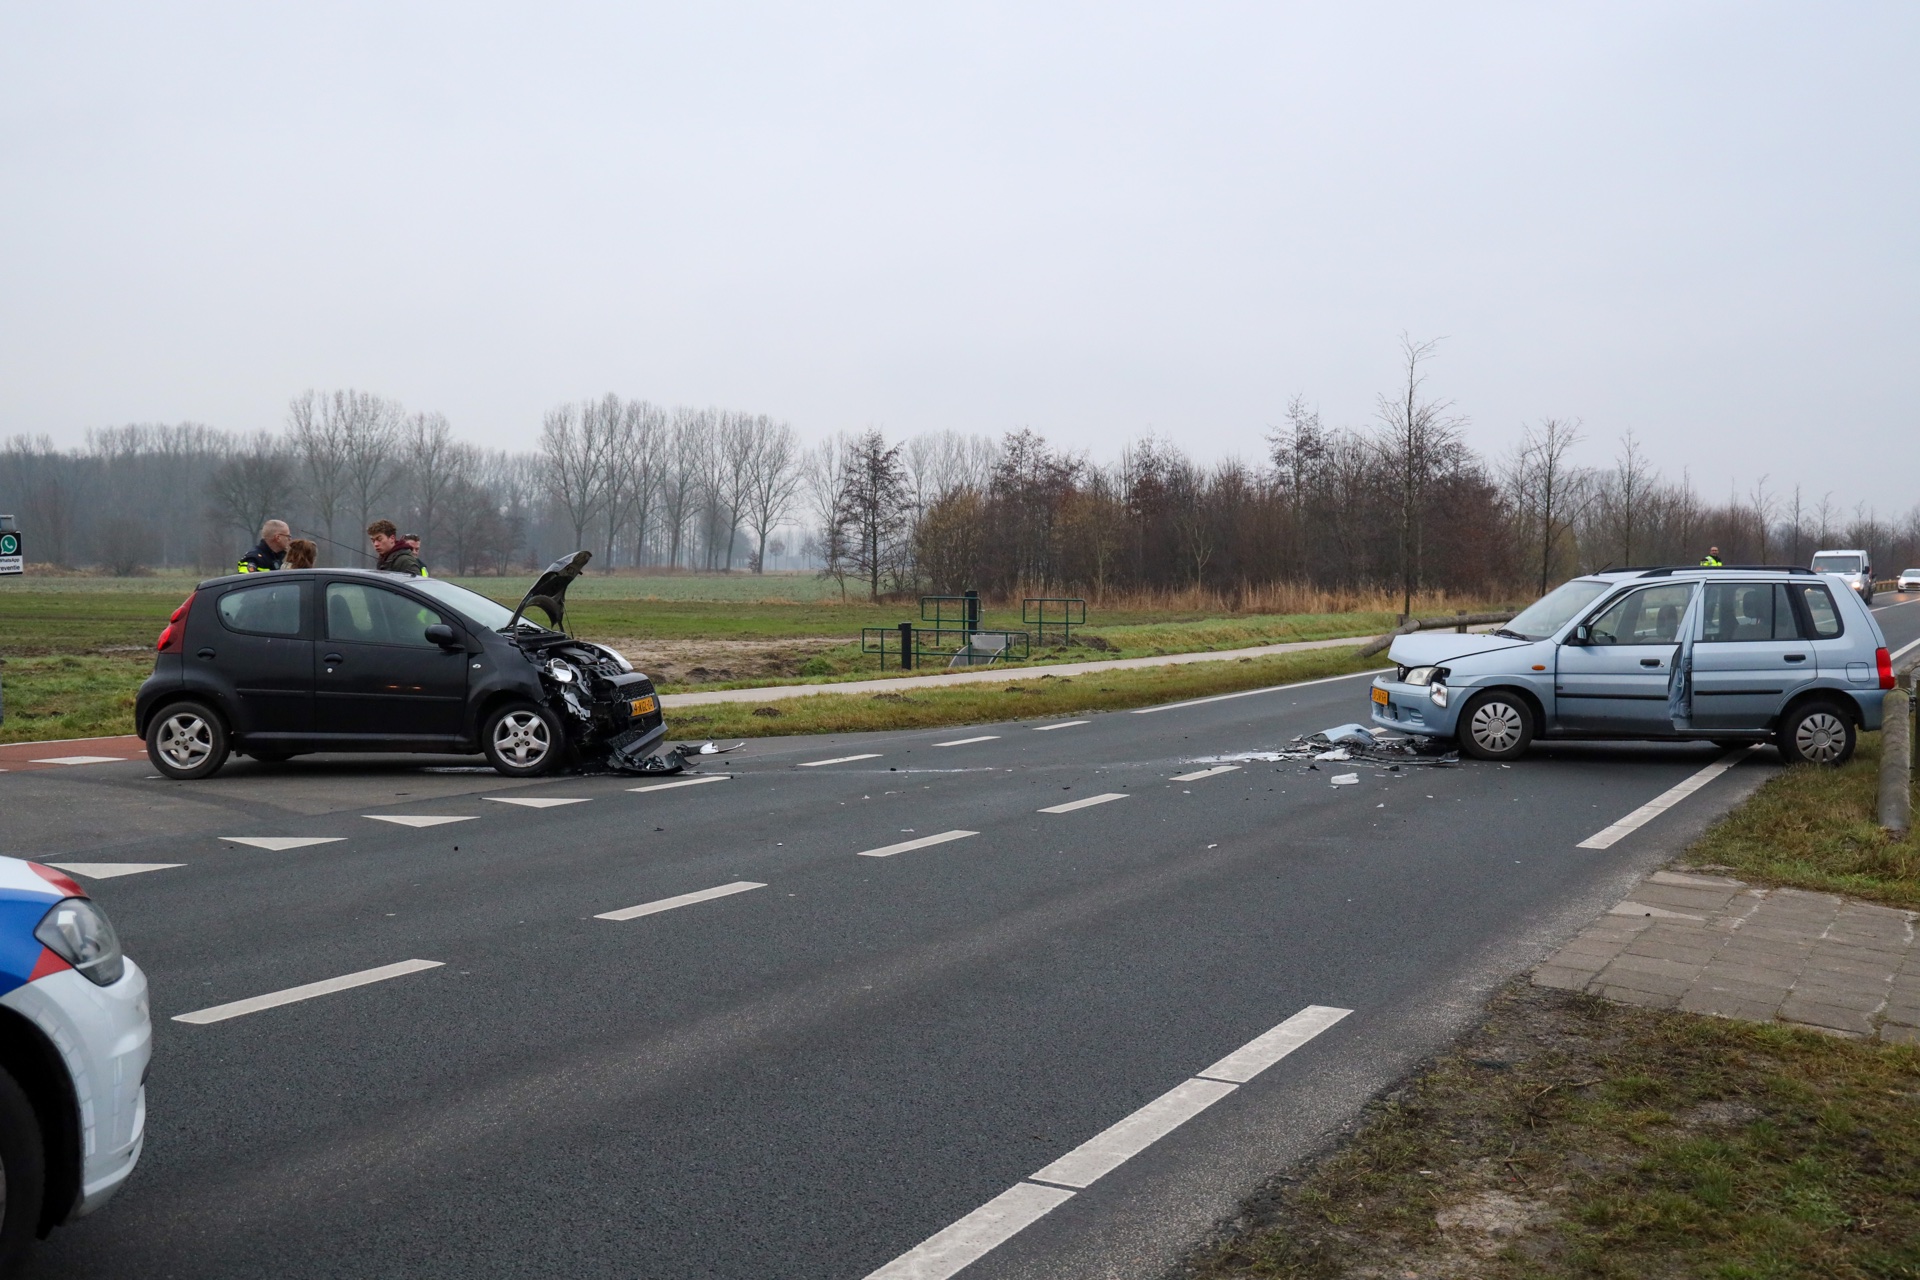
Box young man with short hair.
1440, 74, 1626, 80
367, 519, 427, 576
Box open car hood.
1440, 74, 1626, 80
507, 550, 591, 632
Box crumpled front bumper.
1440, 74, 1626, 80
1367, 677, 1463, 738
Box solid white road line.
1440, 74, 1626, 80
1891, 635, 1920, 663
173, 959, 443, 1025
1576, 749, 1753, 850
627, 774, 732, 793
1130, 669, 1377, 715
1031, 720, 1087, 731
799, 753, 883, 767
1031, 1078, 1238, 1188
485, 796, 591, 808
596, 880, 765, 921
865, 1003, 1352, 1279
28, 755, 131, 765
862, 1182, 1077, 1280
220, 836, 346, 851
1196, 1005, 1354, 1082
857, 830, 979, 858
1038, 792, 1128, 814
46, 863, 182, 880
1171, 765, 1241, 782
934, 736, 1000, 747
364, 815, 477, 828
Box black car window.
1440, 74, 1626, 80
325, 582, 446, 648
1586, 583, 1693, 645
1789, 583, 1844, 639
217, 580, 306, 637
1700, 583, 1802, 642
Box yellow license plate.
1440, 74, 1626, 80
630, 696, 657, 717
1371, 685, 1390, 706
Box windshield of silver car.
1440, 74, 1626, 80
1499, 578, 1613, 641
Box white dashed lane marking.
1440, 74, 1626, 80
1038, 793, 1128, 814
365, 815, 478, 828
29, 755, 133, 765
596, 880, 765, 921
799, 754, 883, 767
173, 959, 444, 1025
1170, 765, 1241, 782
220, 837, 346, 851
857, 830, 978, 859
485, 796, 592, 808
628, 775, 732, 793
933, 736, 1000, 747
862, 1004, 1353, 1280
1576, 749, 1752, 849
46, 863, 182, 880
1031, 721, 1087, 732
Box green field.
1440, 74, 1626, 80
0, 573, 1411, 743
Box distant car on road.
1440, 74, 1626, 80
0, 859, 149, 1277
1370, 566, 1892, 765
1812, 548, 1874, 603
135, 551, 669, 780
1899, 569, 1920, 592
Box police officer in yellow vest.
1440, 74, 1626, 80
237, 519, 292, 572
1700, 546, 1724, 567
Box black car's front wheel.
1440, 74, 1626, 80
1456, 690, 1535, 762
146, 700, 230, 780
483, 702, 565, 777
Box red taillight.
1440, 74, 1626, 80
157, 591, 195, 653
1877, 646, 1895, 691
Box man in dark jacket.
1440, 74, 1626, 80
237, 520, 292, 573
368, 519, 428, 576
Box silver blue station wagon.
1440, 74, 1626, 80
1370, 567, 1894, 765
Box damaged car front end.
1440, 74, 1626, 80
490, 551, 681, 777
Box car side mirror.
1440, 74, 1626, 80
424, 623, 460, 649
1569, 624, 1592, 646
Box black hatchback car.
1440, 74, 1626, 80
135, 552, 668, 779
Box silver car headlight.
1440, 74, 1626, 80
35, 897, 126, 986
1402, 666, 1437, 686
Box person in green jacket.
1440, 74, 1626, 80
367, 519, 428, 576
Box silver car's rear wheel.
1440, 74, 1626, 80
1457, 691, 1535, 762
145, 700, 230, 779
484, 702, 563, 776
1781, 702, 1855, 766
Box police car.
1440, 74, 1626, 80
0, 859, 150, 1275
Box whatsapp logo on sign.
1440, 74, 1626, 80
0, 533, 15, 555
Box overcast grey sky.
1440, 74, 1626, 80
2, 3, 1913, 513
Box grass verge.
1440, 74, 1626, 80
1182, 981, 1920, 1280
664, 648, 1387, 740
0, 654, 150, 743
1685, 731, 1920, 911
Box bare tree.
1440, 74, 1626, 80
832, 429, 910, 600
1505, 418, 1587, 595
804, 432, 852, 596
1375, 336, 1464, 617
1605, 430, 1654, 567
739, 417, 803, 573
539, 400, 610, 556
287, 390, 351, 559
401, 411, 460, 552
207, 433, 297, 548
1748, 474, 1776, 564
717, 411, 759, 570
657, 407, 710, 569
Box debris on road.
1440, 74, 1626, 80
1191, 724, 1459, 774
1331, 773, 1360, 786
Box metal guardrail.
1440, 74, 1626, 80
861, 624, 1031, 670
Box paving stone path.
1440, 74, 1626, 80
1535, 869, 1920, 1042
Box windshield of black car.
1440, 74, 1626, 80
1812, 554, 1862, 574
404, 579, 526, 632
1502, 578, 1613, 641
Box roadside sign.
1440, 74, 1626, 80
0, 515, 20, 575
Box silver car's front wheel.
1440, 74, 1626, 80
484, 703, 563, 776
1457, 691, 1534, 762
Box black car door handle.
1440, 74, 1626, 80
196, 647, 215, 659
323, 652, 344, 664
1784, 654, 1807, 662
1640, 658, 1661, 668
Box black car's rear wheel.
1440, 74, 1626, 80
483, 702, 565, 777
146, 700, 230, 780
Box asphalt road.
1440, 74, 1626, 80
13, 597, 1920, 1280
